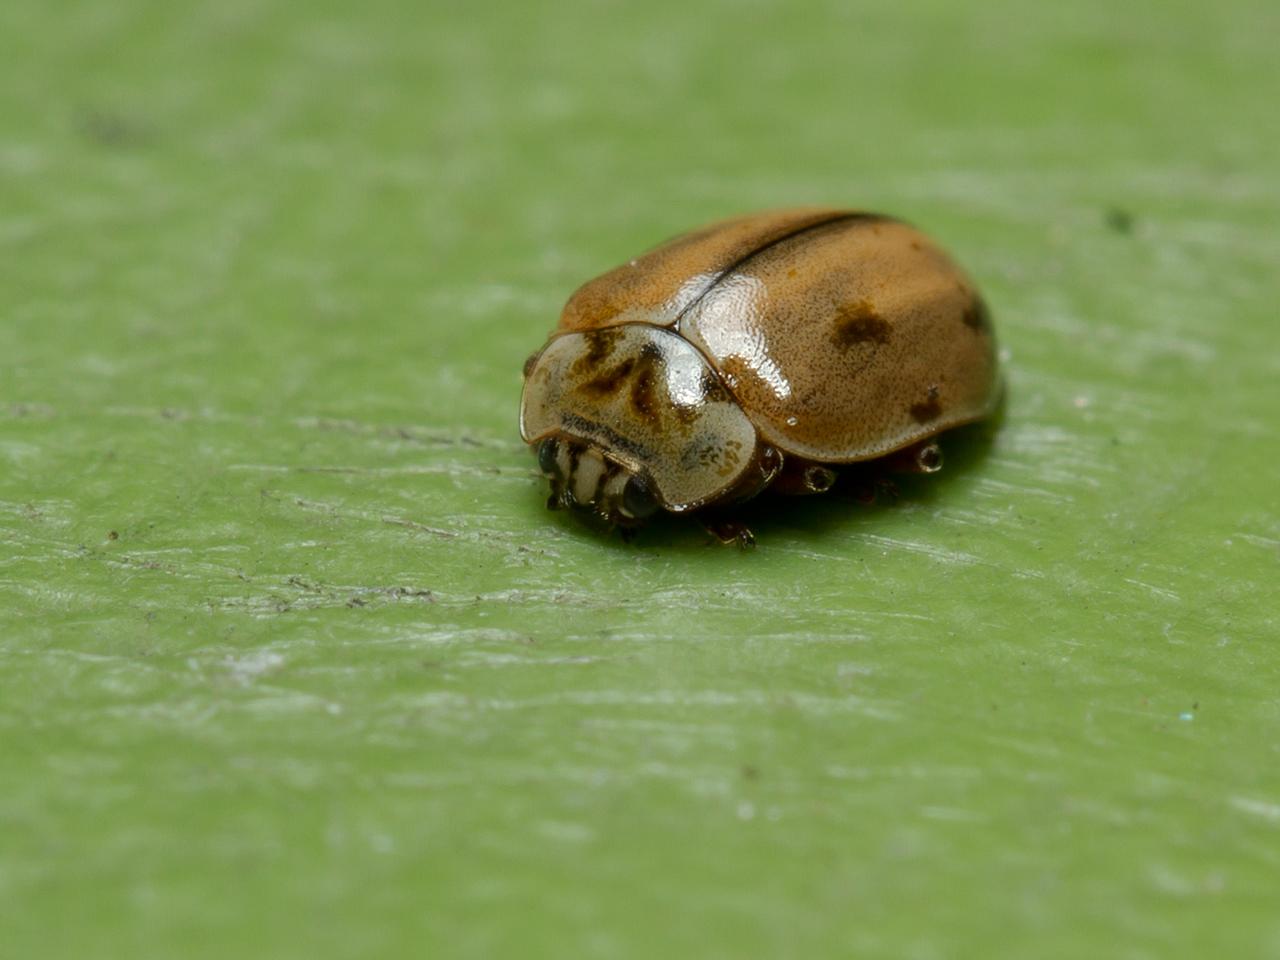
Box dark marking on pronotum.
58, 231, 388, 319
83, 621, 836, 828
962, 296, 990, 333
699, 370, 731, 405
910, 385, 943, 424
832, 299, 891, 347
578, 357, 636, 397
559, 412, 654, 464
669, 370, 730, 426
571, 328, 625, 376
629, 362, 659, 421
522, 351, 541, 379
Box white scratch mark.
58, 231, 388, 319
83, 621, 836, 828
1230, 796, 1280, 823
919, 806, 987, 823
1234, 533, 1280, 550
853, 533, 981, 566
535, 820, 595, 843
224, 650, 285, 684
1121, 577, 1180, 603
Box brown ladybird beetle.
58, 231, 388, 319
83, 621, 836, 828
520, 209, 1000, 544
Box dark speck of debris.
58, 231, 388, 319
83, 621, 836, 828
741, 765, 760, 781
107, 530, 119, 541
77, 108, 152, 148
1104, 207, 1135, 234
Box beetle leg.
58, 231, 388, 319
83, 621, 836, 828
842, 469, 898, 505
885, 439, 943, 474
839, 439, 939, 504
874, 477, 900, 501
770, 457, 838, 496
700, 516, 757, 550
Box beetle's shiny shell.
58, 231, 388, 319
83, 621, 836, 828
557, 208, 999, 463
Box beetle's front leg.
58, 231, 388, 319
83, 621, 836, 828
698, 514, 757, 550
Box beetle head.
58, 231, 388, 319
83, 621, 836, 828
535, 434, 661, 528
521, 324, 774, 530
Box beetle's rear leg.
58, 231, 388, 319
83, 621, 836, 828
838, 440, 944, 504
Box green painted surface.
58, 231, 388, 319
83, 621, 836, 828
3, 1, 1279, 956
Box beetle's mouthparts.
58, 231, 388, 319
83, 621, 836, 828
536, 436, 659, 526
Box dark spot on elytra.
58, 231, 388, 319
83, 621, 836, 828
578, 356, 636, 397
961, 297, 990, 333
909, 385, 943, 424
833, 299, 891, 348
522, 351, 540, 378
